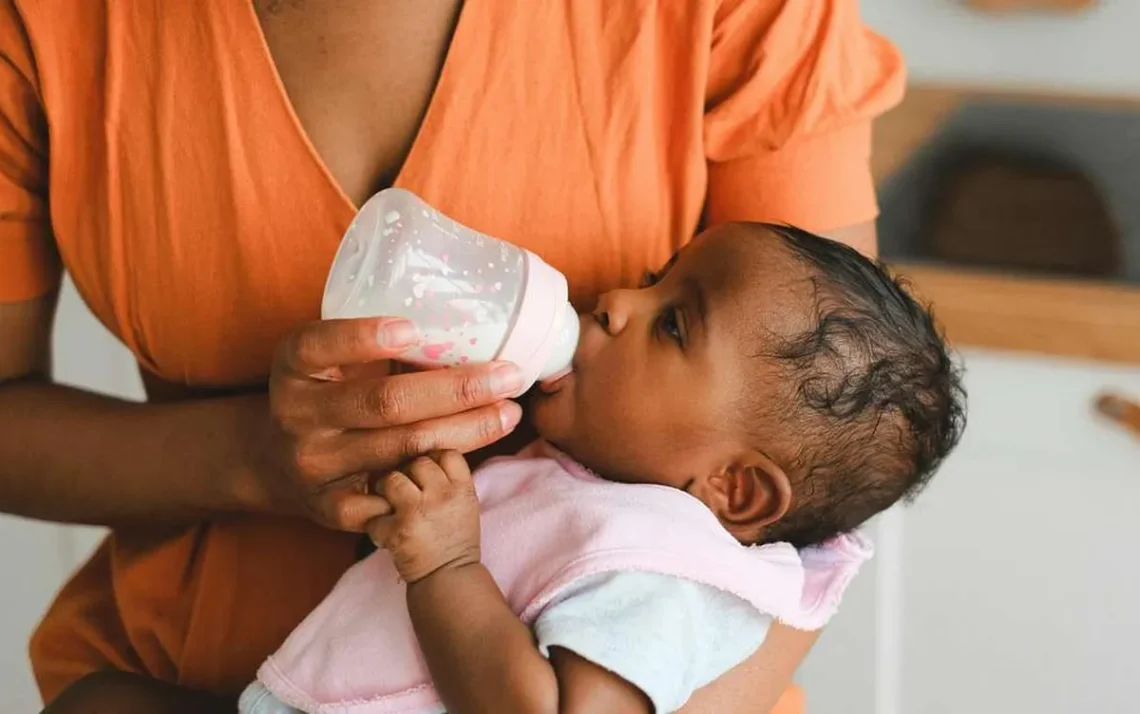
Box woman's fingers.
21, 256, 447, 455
263, 317, 525, 532
316, 361, 525, 429
333, 401, 523, 475
277, 318, 421, 377
314, 491, 394, 533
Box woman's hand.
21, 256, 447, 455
249, 317, 524, 531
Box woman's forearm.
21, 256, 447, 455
679, 623, 820, 714
0, 378, 268, 526
43, 671, 235, 714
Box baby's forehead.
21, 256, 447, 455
689, 223, 800, 278
686, 224, 819, 336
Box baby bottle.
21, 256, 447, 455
321, 188, 579, 395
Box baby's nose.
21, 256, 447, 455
593, 290, 632, 336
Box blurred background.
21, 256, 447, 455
3, 1, 1139, 713
798, 1, 1140, 714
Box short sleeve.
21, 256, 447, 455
534, 572, 771, 713
703, 0, 905, 232
0, 0, 59, 303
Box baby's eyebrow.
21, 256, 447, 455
644, 250, 681, 284
683, 275, 709, 336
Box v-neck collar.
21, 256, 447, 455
238, 1, 473, 215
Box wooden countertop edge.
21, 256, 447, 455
891, 262, 1140, 365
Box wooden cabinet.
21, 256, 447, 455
872, 85, 1140, 365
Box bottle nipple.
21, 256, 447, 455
538, 302, 580, 383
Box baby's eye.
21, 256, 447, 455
657, 307, 683, 344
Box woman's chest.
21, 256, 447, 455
42, 1, 713, 386
253, 0, 462, 206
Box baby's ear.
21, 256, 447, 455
697, 452, 792, 543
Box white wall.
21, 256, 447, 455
863, 0, 1140, 96
0, 277, 131, 713
51, 276, 146, 401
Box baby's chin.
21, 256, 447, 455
527, 381, 576, 444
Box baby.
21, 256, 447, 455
241, 222, 965, 714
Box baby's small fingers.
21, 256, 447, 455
405, 455, 449, 492
378, 470, 422, 509
437, 450, 473, 484
366, 514, 398, 548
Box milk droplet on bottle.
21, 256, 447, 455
322, 188, 579, 395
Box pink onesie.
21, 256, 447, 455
257, 441, 871, 714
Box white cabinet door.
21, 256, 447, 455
800, 349, 1140, 714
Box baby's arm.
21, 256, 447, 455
367, 452, 651, 714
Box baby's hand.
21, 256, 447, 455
366, 451, 481, 584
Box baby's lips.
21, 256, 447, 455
538, 370, 573, 395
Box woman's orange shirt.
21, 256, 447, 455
0, 0, 903, 707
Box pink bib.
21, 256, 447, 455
258, 442, 871, 714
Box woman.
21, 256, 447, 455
0, 1, 903, 711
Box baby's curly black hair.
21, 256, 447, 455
756, 224, 966, 548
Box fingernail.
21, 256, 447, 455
489, 362, 525, 397
378, 321, 419, 349
500, 401, 523, 431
